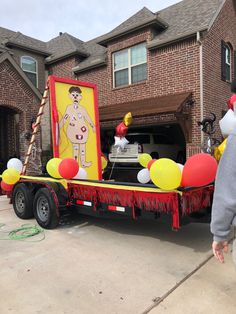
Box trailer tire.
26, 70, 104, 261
12, 183, 34, 219
33, 188, 59, 229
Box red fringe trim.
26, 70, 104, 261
68, 183, 180, 229
134, 191, 179, 230
181, 186, 214, 215
68, 183, 214, 230
97, 187, 134, 207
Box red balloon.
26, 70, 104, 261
147, 159, 156, 170
58, 158, 79, 179
227, 94, 236, 110
1, 180, 14, 192
181, 153, 218, 187
116, 122, 128, 137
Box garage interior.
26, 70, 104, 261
99, 92, 192, 182
100, 123, 186, 182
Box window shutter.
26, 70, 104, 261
221, 40, 226, 81
234, 50, 236, 81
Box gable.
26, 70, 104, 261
0, 52, 41, 101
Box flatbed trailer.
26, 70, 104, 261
0, 76, 214, 230
0, 175, 213, 230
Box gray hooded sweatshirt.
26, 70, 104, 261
210, 128, 236, 242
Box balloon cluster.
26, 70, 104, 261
214, 93, 236, 161
1, 158, 22, 192
46, 158, 87, 180
114, 112, 132, 150
137, 153, 217, 190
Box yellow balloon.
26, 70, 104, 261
123, 112, 133, 127
2, 168, 20, 185
150, 158, 181, 190
101, 155, 108, 170
46, 158, 62, 178
138, 153, 152, 168
214, 138, 227, 162
213, 147, 220, 162
218, 138, 227, 154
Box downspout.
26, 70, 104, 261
197, 31, 204, 145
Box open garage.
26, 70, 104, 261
99, 92, 192, 182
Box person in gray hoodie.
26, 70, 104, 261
211, 80, 236, 264
210, 129, 236, 263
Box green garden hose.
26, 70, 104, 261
0, 223, 45, 241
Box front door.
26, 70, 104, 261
0, 107, 19, 172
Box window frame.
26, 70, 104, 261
21, 56, 38, 87
221, 41, 232, 82
112, 42, 147, 88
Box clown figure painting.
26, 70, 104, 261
49, 76, 102, 180
59, 86, 95, 168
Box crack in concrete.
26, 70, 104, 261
141, 253, 213, 314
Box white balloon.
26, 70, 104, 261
114, 136, 129, 150
73, 168, 87, 180
7, 158, 23, 173
137, 168, 150, 184
177, 163, 184, 173
219, 109, 236, 137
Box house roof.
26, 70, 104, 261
0, 0, 226, 69
0, 28, 50, 55
97, 7, 168, 46
0, 26, 16, 43
45, 33, 90, 64
99, 92, 192, 122
72, 39, 107, 72
149, 0, 225, 48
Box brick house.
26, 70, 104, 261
0, 31, 46, 174
0, 0, 235, 173
72, 0, 236, 158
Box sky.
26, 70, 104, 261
1, 0, 181, 42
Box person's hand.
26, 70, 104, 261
212, 240, 228, 263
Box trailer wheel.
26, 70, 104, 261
12, 183, 34, 219
33, 188, 59, 229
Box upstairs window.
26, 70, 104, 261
21, 56, 38, 87
221, 41, 231, 82
113, 43, 147, 88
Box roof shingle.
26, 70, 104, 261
151, 0, 225, 47
46, 33, 89, 63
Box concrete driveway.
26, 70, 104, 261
0, 195, 235, 314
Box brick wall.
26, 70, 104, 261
76, 30, 201, 157
47, 56, 77, 79
203, 0, 236, 142
77, 33, 199, 109
0, 58, 42, 174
